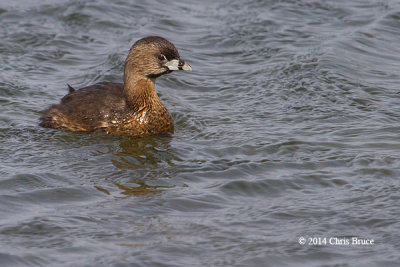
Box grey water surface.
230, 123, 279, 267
1, 0, 400, 266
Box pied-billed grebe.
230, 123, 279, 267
40, 36, 191, 136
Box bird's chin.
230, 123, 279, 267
147, 69, 171, 79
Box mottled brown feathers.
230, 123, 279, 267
39, 36, 190, 136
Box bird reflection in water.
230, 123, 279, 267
95, 136, 178, 196
115, 180, 161, 196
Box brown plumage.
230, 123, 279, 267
40, 36, 191, 136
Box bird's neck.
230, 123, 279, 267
123, 75, 162, 112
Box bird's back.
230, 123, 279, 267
40, 82, 127, 131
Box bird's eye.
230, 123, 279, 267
158, 54, 167, 61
